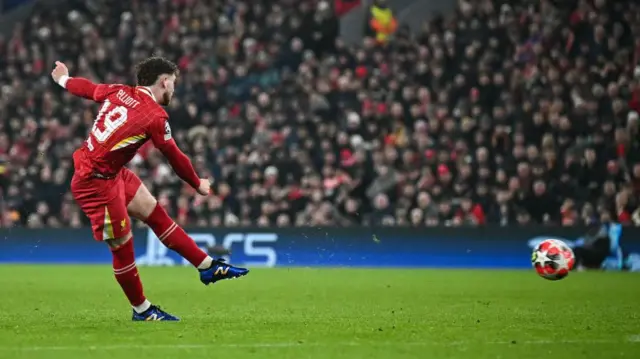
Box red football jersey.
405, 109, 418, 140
66, 77, 200, 188
74, 85, 170, 177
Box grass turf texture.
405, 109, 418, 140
0, 267, 638, 359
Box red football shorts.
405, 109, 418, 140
71, 167, 142, 241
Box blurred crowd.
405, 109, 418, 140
0, 0, 640, 228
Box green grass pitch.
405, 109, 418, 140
0, 266, 638, 359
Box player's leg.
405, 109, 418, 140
573, 245, 608, 270
123, 171, 210, 268
105, 234, 148, 313
71, 173, 177, 321
106, 232, 179, 321
122, 169, 248, 284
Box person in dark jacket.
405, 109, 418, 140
573, 218, 625, 270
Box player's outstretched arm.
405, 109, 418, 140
155, 140, 210, 195
149, 117, 210, 195
51, 61, 102, 101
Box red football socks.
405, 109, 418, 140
111, 238, 146, 307
145, 203, 209, 268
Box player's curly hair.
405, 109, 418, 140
135, 57, 179, 86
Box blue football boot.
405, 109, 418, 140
199, 258, 249, 285
132, 305, 180, 322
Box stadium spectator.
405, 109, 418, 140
0, 0, 639, 229
365, 0, 398, 44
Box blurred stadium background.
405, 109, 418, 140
0, 1, 640, 358
0, 0, 639, 267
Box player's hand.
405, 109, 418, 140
196, 178, 212, 196
51, 61, 69, 83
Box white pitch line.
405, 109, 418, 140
0, 338, 637, 352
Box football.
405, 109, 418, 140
531, 239, 576, 280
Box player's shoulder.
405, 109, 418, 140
140, 99, 168, 128
94, 83, 125, 98
143, 106, 172, 141
144, 103, 168, 122
106, 83, 129, 89
104, 84, 158, 100
154, 105, 168, 118
102, 83, 130, 93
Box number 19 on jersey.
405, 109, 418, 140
86, 100, 128, 151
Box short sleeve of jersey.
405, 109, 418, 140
148, 114, 173, 146
93, 84, 123, 102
